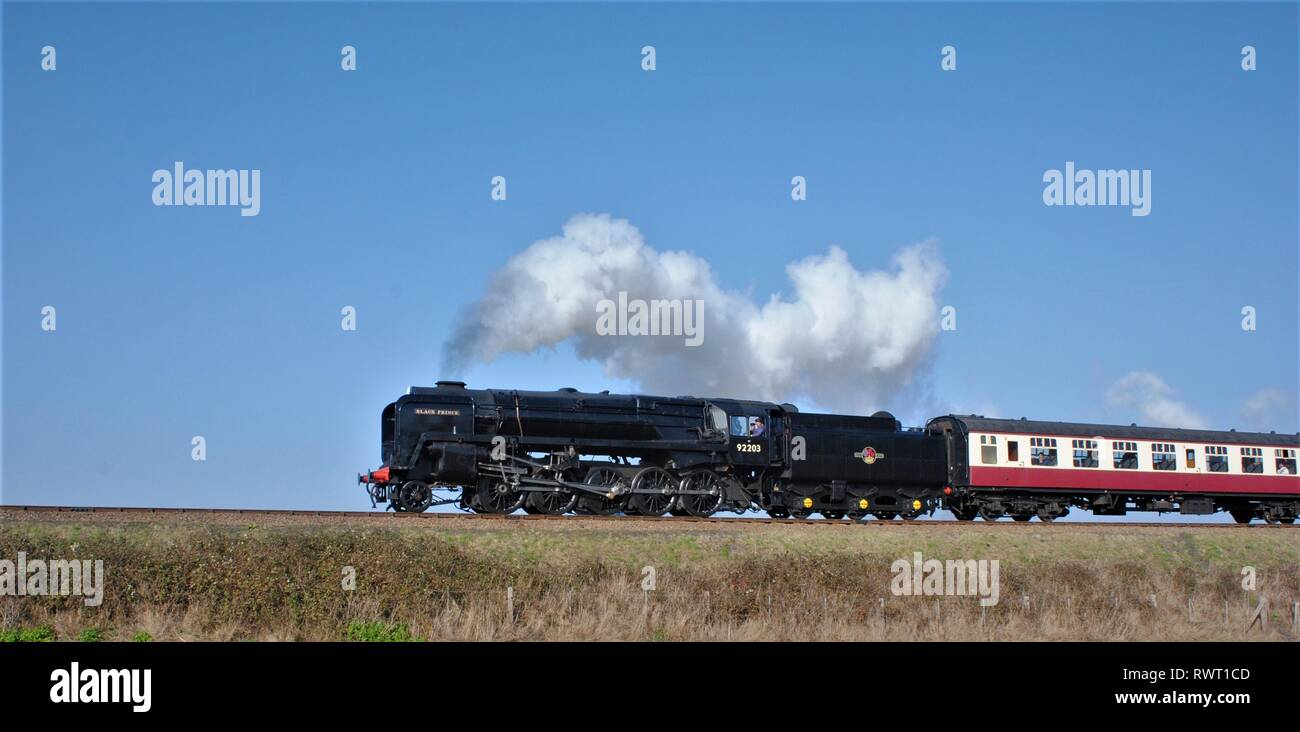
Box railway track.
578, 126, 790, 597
0, 504, 1290, 528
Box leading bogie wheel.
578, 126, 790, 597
399, 481, 434, 513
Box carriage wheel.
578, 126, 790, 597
874, 511, 899, 521
947, 503, 976, 521
820, 510, 846, 520
627, 467, 675, 517
676, 470, 724, 517
978, 507, 1003, 522
475, 479, 524, 514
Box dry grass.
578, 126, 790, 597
1, 513, 1296, 641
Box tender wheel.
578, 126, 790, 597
627, 467, 676, 517
475, 479, 524, 514
576, 467, 627, 515
398, 481, 434, 513
677, 470, 724, 517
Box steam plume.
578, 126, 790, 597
444, 213, 948, 413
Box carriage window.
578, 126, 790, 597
1185, 448, 1196, 469
1206, 445, 1228, 473
1072, 439, 1098, 468
1152, 443, 1177, 471
1277, 449, 1297, 475
1112, 441, 1139, 469
1241, 447, 1263, 474
729, 416, 749, 437
979, 435, 998, 465
1007, 441, 1020, 462
1030, 437, 1058, 466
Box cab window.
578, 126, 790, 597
730, 416, 749, 437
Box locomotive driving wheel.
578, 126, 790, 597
475, 478, 525, 514
676, 470, 724, 517
627, 467, 675, 517
576, 466, 628, 515
526, 486, 579, 515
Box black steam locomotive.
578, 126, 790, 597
359, 381, 947, 519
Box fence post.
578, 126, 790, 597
1249, 597, 1267, 632
506, 586, 514, 626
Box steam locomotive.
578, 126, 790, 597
359, 382, 1300, 523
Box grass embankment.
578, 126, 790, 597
1, 517, 1296, 641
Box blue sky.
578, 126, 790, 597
2, 2, 1296, 519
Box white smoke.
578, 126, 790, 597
444, 213, 948, 412
1105, 371, 1209, 429
1240, 388, 1298, 432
